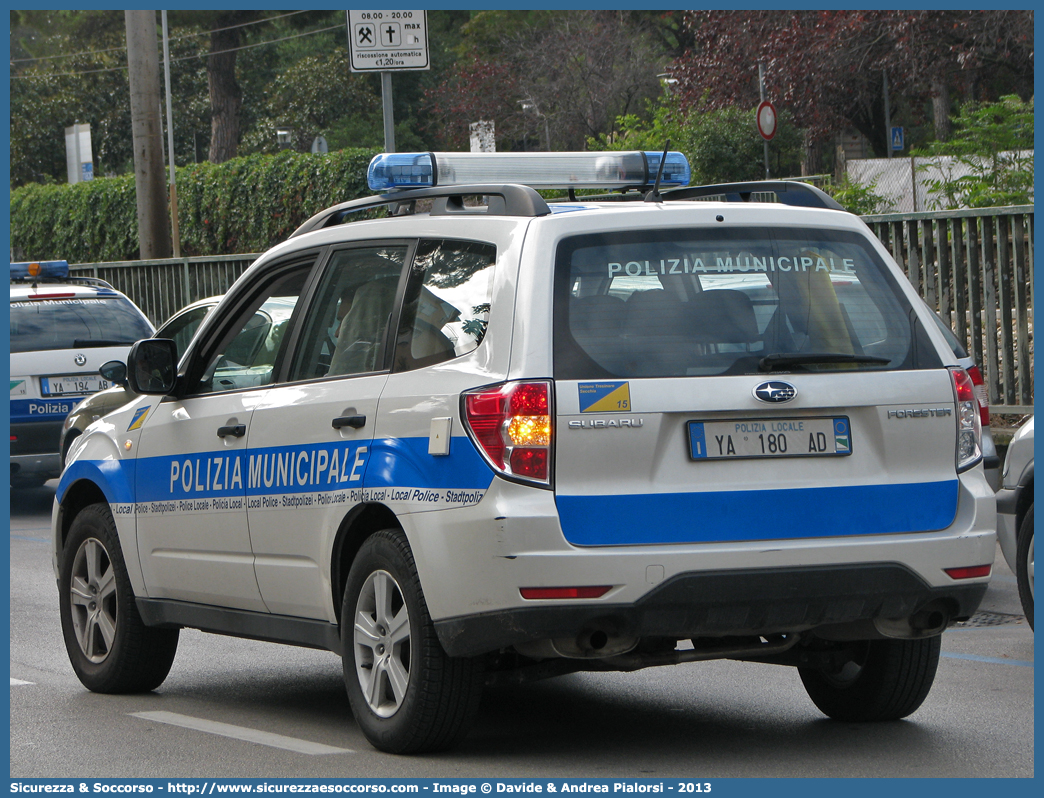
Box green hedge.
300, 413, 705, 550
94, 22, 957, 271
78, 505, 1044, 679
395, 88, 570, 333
10, 147, 378, 263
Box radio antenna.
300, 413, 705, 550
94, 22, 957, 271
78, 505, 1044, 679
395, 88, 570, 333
645, 140, 671, 202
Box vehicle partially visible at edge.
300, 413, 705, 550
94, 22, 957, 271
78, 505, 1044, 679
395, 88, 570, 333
997, 415, 1033, 629
10, 261, 153, 488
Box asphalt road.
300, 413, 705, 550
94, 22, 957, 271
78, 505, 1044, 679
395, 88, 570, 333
9, 482, 1034, 779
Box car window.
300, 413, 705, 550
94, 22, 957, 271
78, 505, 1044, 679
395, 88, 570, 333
156, 305, 212, 361
554, 227, 935, 379
9, 295, 153, 353
393, 239, 497, 372
931, 311, 968, 358
193, 270, 308, 395
288, 246, 408, 381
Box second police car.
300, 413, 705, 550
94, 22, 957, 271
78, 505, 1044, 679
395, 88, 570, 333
11, 261, 154, 488
53, 151, 995, 754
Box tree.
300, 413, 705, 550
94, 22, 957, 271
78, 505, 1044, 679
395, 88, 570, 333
241, 51, 380, 154
202, 10, 262, 163
9, 10, 133, 185
591, 93, 804, 184
423, 11, 670, 151
915, 95, 1034, 209
668, 10, 1034, 161
166, 10, 338, 163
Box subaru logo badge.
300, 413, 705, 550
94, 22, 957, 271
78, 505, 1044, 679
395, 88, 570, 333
754, 381, 796, 403
74, 353, 87, 367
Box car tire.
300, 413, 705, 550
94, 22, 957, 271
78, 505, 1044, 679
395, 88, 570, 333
341, 528, 484, 753
798, 636, 940, 721
1016, 504, 1034, 630
58, 503, 179, 693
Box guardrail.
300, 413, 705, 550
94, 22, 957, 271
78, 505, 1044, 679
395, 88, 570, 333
70, 204, 1034, 413
862, 205, 1033, 414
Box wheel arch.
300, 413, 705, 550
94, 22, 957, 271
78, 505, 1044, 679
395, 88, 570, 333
330, 502, 402, 624
56, 459, 143, 593
56, 478, 110, 554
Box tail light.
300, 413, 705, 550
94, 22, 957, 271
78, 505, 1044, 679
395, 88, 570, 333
951, 368, 982, 472
463, 381, 553, 486
966, 364, 991, 428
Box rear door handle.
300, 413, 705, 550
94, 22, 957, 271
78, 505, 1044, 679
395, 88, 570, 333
332, 415, 366, 430
217, 424, 246, 438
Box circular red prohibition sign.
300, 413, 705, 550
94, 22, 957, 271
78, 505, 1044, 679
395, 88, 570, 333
757, 101, 777, 141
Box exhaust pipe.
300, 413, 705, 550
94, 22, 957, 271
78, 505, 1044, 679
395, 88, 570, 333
874, 601, 952, 639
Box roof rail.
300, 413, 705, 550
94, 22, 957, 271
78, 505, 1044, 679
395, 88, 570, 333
66, 275, 118, 290
290, 184, 551, 238
660, 180, 845, 211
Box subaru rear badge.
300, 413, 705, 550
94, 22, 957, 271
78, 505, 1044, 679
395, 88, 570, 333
754, 381, 797, 403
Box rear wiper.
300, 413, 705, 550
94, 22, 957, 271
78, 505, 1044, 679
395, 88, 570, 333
72, 338, 135, 348
758, 352, 891, 372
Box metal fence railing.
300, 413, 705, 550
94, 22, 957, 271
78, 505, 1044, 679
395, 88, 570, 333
862, 205, 1034, 413
70, 254, 260, 327
70, 205, 1035, 413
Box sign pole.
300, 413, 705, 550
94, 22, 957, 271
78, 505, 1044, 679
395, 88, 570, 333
381, 72, 396, 153
347, 10, 429, 155
162, 10, 181, 258
883, 71, 893, 159
759, 64, 769, 179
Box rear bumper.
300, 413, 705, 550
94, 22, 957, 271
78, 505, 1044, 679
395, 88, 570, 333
10, 421, 63, 482
403, 472, 996, 656
435, 562, 988, 656
10, 420, 63, 456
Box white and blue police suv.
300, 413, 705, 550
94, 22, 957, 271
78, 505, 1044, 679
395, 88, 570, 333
53, 152, 996, 753
11, 261, 153, 488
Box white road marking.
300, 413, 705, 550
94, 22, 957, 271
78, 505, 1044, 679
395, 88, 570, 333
130, 711, 354, 755
11, 678, 35, 686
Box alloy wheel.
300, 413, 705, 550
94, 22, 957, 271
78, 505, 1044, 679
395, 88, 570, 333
68, 537, 118, 663
353, 569, 412, 717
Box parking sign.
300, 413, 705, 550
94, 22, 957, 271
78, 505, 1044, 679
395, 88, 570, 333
347, 10, 429, 72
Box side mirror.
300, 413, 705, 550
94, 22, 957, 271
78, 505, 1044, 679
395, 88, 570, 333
99, 360, 128, 388
127, 339, 178, 395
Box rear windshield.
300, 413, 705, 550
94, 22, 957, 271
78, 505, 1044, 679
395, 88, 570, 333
554, 227, 941, 379
9, 297, 154, 353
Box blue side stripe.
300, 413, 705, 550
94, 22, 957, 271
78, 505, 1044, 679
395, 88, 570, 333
62, 436, 493, 504
555, 481, 959, 546
365, 436, 493, 490
58, 458, 137, 505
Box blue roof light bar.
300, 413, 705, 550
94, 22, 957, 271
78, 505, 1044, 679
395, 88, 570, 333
367, 151, 691, 192
10, 260, 70, 280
